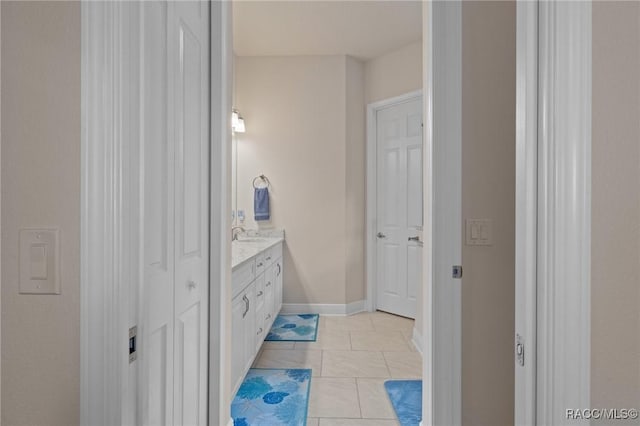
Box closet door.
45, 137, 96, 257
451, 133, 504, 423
142, 1, 209, 425
142, 2, 175, 425
170, 1, 210, 425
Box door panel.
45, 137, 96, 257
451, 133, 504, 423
407, 245, 422, 301
141, 1, 209, 425
142, 2, 174, 424
175, 303, 201, 426
172, 1, 209, 424
148, 326, 169, 426
177, 22, 203, 258
375, 97, 423, 319
407, 144, 423, 228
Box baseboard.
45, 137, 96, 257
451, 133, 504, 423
227, 418, 233, 426
411, 326, 423, 354
280, 300, 366, 316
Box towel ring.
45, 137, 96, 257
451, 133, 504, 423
252, 174, 271, 189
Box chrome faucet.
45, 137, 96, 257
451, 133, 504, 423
231, 226, 245, 241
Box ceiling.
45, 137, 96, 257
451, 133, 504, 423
232, 1, 423, 61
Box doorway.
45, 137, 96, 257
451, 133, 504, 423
366, 91, 423, 319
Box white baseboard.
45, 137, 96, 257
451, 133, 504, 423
280, 300, 366, 316
411, 326, 423, 354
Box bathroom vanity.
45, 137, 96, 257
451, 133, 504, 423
231, 234, 284, 395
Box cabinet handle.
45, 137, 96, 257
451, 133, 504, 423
266, 314, 271, 320
266, 256, 272, 261
242, 295, 249, 318
256, 328, 263, 335
257, 291, 263, 297
266, 281, 271, 287
257, 262, 264, 267
276, 264, 281, 276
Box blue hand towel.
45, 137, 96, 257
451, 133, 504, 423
254, 187, 270, 221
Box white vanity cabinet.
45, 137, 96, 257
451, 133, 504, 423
231, 240, 284, 396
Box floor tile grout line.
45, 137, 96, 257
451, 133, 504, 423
354, 376, 364, 418
382, 350, 393, 378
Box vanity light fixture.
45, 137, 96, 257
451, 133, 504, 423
232, 109, 246, 133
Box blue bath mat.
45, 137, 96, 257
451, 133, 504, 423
384, 380, 422, 426
265, 314, 319, 342
231, 368, 312, 426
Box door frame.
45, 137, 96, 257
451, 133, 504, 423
421, 1, 463, 425
514, 1, 539, 424
365, 89, 423, 316
80, 3, 140, 424
515, 1, 592, 425
208, 1, 233, 426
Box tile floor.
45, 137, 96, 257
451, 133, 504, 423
252, 311, 422, 426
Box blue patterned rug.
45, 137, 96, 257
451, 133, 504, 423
231, 368, 312, 426
384, 380, 422, 426
265, 314, 319, 342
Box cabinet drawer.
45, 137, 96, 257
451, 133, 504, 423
232, 259, 255, 299
263, 247, 276, 266
254, 273, 265, 312
255, 253, 266, 276
255, 303, 265, 352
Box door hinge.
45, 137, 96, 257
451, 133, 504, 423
516, 334, 525, 366
452, 265, 463, 279
129, 326, 137, 363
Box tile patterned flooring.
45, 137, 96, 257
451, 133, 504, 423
252, 311, 422, 426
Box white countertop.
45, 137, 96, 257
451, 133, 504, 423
231, 237, 284, 271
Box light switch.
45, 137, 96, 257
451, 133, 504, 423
465, 219, 493, 246
19, 228, 60, 294
29, 244, 47, 279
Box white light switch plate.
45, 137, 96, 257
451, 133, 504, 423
465, 219, 493, 246
19, 228, 60, 294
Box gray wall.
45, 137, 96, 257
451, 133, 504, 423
1, 2, 81, 425
461, 2, 516, 425
592, 2, 640, 423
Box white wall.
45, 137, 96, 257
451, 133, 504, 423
591, 1, 640, 420
235, 55, 366, 306
1, 2, 80, 425
364, 40, 422, 104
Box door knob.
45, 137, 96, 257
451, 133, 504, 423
408, 236, 420, 242
377, 232, 386, 239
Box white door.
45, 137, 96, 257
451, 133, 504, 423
141, 1, 209, 425
376, 97, 423, 319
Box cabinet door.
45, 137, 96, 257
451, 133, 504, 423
264, 265, 275, 331
231, 294, 247, 395
275, 258, 283, 314
243, 284, 256, 373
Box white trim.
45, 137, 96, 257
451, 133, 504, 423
423, 2, 462, 426
209, 2, 232, 426
365, 89, 423, 313
81, 3, 134, 425
515, 2, 538, 425
537, 2, 592, 425
411, 327, 423, 354
280, 300, 366, 316
0, 3, 3, 416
